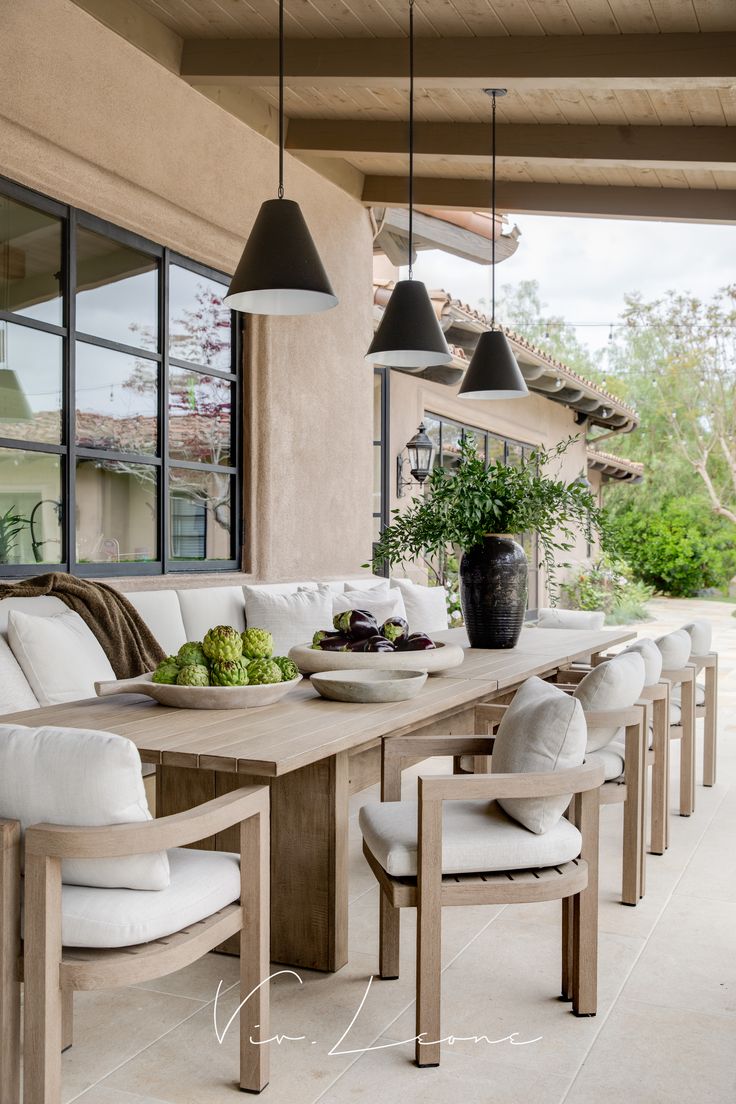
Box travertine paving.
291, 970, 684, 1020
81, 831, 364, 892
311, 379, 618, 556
57, 599, 736, 1104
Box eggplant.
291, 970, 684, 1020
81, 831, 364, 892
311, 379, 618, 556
313, 629, 343, 647
317, 634, 351, 651
349, 638, 370, 652
380, 616, 409, 644
333, 608, 379, 640
363, 634, 396, 653
397, 632, 437, 651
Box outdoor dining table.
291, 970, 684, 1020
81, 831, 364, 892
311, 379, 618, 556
2, 625, 635, 973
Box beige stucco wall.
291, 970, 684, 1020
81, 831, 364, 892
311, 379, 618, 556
0, 0, 374, 583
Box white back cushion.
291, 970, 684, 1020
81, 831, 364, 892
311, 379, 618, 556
623, 638, 663, 687
655, 629, 691, 670
334, 587, 407, 626
177, 586, 246, 642
0, 595, 67, 635
682, 620, 712, 657
0, 635, 39, 713
0, 723, 169, 890
491, 676, 587, 834
126, 590, 187, 655
573, 651, 646, 751
390, 577, 449, 633
8, 609, 115, 706
243, 584, 333, 654
537, 608, 605, 630
344, 579, 390, 596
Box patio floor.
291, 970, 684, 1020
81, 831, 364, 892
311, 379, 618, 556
57, 598, 736, 1104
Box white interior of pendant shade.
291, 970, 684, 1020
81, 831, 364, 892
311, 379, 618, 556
457, 388, 528, 400
223, 288, 339, 315
365, 348, 452, 369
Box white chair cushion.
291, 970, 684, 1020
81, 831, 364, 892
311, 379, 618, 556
682, 620, 712, 657
0, 635, 38, 713
8, 609, 115, 706
243, 583, 333, 654
537, 608, 605, 630
623, 638, 663, 687
390, 577, 449, 633
588, 746, 625, 782
654, 629, 691, 670
672, 682, 706, 708
333, 587, 406, 626
360, 799, 582, 878
573, 652, 646, 752
60, 847, 239, 948
176, 585, 246, 641
0, 723, 169, 890
492, 675, 587, 834
126, 590, 187, 655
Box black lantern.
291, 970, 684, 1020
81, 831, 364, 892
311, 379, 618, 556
397, 422, 434, 496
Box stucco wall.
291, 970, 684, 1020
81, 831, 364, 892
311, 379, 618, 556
0, 0, 374, 582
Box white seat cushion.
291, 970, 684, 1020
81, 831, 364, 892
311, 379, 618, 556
60, 847, 240, 948
360, 799, 582, 878
243, 583, 333, 654
655, 629, 691, 670
333, 587, 406, 626
491, 676, 587, 834
0, 723, 169, 890
126, 590, 187, 655
573, 652, 646, 752
622, 638, 662, 687
0, 635, 38, 713
176, 585, 246, 641
8, 609, 115, 706
390, 577, 449, 633
588, 746, 625, 782
672, 682, 706, 708
537, 608, 605, 630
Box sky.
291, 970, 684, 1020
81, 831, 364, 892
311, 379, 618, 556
411, 214, 736, 357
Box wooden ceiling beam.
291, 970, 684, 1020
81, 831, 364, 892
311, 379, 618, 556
181, 33, 736, 90
288, 120, 736, 171
362, 176, 736, 223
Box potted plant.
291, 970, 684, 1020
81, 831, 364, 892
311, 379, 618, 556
371, 436, 606, 648
0, 505, 29, 565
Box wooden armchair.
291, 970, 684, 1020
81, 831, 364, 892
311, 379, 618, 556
679, 621, 718, 790
0, 786, 270, 1104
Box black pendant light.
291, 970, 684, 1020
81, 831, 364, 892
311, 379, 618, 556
458, 89, 528, 400
224, 0, 338, 315
365, 0, 452, 369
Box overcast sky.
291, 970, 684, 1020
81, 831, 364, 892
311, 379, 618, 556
411, 214, 736, 355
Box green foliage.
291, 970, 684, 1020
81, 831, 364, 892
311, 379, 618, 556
493, 280, 602, 381
0, 506, 28, 565
561, 558, 653, 624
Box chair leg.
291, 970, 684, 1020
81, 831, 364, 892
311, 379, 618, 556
649, 697, 668, 855
416, 793, 442, 1068
23, 854, 64, 1104
61, 991, 73, 1053
561, 895, 574, 1002
379, 890, 400, 980
703, 663, 717, 787
1, 821, 21, 1104
679, 680, 695, 816
572, 789, 599, 1016
622, 722, 644, 906
239, 800, 270, 1094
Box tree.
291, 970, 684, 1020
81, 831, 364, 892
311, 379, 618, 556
491, 279, 601, 380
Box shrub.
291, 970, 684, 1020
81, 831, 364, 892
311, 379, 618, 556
561, 558, 653, 624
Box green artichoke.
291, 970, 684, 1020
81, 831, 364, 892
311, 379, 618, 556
176, 663, 210, 687
210, 659, 249, 687
241, 627, 274, 659
152, 661, 180, 685
273, 656, 299, 682
177, 641, 207, 667
203, 625, 243, 663
246, 658, 282, 685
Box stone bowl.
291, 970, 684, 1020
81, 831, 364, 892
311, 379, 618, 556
310, 668, 428, 704
288, 639, 464, 676
95, 672, 303, 710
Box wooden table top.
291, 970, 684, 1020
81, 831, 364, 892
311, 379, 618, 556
1, 626, 635, 777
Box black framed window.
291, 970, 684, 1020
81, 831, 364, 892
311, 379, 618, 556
372, 366, 390, 573
0, 176, 241, 576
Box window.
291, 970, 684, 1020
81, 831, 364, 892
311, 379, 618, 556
372, 366, 389, 572
0, 177, 241, 575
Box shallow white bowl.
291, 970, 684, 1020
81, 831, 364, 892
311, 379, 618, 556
310, 668, 428, 703
95, 672, 303, 710
289, 639, 464, 676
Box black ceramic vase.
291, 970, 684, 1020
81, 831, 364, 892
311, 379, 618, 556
460, 535, 528, 649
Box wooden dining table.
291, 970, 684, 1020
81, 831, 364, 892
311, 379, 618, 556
2, 625, 635, 973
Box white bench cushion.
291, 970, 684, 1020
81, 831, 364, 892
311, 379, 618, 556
0, 723, 169, 890
573, 652, 645, 752
537, 608, 605, 630
390, 577, 449, 633
125, 590, 187, 655
8, 609, 115, 706
60, 847, 240, 948
0, 595, 67, 635
334, 586, 406, 626
177, 586, 245, 641
360, 799, 582, 878
0, 635, 38, 713
243, 584, 333, 654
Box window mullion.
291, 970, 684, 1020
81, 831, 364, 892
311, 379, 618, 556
161, 249, 170, 572
66, 206, 76, 573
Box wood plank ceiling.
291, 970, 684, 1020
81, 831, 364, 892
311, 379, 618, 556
75, 0, 736, 221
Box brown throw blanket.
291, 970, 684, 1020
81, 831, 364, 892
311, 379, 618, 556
0, 573, 165, 678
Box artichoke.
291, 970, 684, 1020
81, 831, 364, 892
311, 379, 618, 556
241, 627, 274, 659
246, 658, 283, 685
203, 625, 243, 663
210, 659, 249, 687
177, 641, 207, 667
176, 664, 210, 687
152, 661, 180, 685
273, 656, 299, 681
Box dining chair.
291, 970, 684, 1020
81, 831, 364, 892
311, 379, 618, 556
653, 629, 697, 819
536, 608, 605, 630
0, 724, 270, 1104
679, 621, 718, 789
361, 677, 605, 1068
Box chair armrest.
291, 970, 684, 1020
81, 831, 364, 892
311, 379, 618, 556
475, 703, 509, 730
24, 785, 269, 861
639, 682, 668, 702
581, 706, 643, 728
382, 735, 495, 801
690, 651, 717, 673
553, 667, 589, 684
418, 759, 605, 803
661, 665, 694, 683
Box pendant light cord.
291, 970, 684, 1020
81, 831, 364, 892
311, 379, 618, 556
491, 90, 497, 329
278, 0, 284, 198
408, 0, 415, 280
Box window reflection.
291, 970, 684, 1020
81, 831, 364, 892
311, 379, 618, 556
0, 195, 62, 325
169, 265, 231, 371
76, 459, 157, 563
168, 367, 232, 466
0, 322, 62, 443
0, 448, 62, 565
76, 343, 158, 454
76, 227, 158, 350
169, 467, 232, 561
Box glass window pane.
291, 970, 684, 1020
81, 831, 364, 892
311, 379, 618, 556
0, 448, 63, 565
75, 343, 158, 454
373, 444, 382, 514
169, 467, 232, 561
372, 516, 382, 542
373, 370, 383, 442
440, 420, 463, 470
464, 428, 486, 462
487, 435, 505, 464
76, 227, 158, 350
169, 265, 231, 371
76, 459, 157, 563
168, 367, 232, 466
423, 415, 441, 469
506, 442, 523, 467
0, 322, 62, 444
0, 195, 63, 325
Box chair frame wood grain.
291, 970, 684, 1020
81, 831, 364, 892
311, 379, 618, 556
661, 664, 696, 818
688, 652, 718, 789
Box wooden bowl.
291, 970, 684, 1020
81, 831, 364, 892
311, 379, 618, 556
95, 672, 302, 710
310, 668, 428, 703
288, 639, 464, 676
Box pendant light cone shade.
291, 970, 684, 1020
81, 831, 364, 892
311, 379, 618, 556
366, 279, 452, 368
0, 369, 32, 421
457, 330, 528, 400
223, 198, 338, 316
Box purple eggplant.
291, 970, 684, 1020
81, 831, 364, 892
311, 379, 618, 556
363, 634, 396, 653
380, 616, 409, 644
312, 630, 351, 651
397, 632, 437, 651
349, 638, 371, 652
333, 608, 379, 640
313, 629, 342, 647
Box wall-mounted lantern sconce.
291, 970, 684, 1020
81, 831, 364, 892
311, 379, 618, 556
397, 422, 434, 497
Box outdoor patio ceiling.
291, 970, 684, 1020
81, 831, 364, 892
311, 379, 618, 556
72, 0, 736, 224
